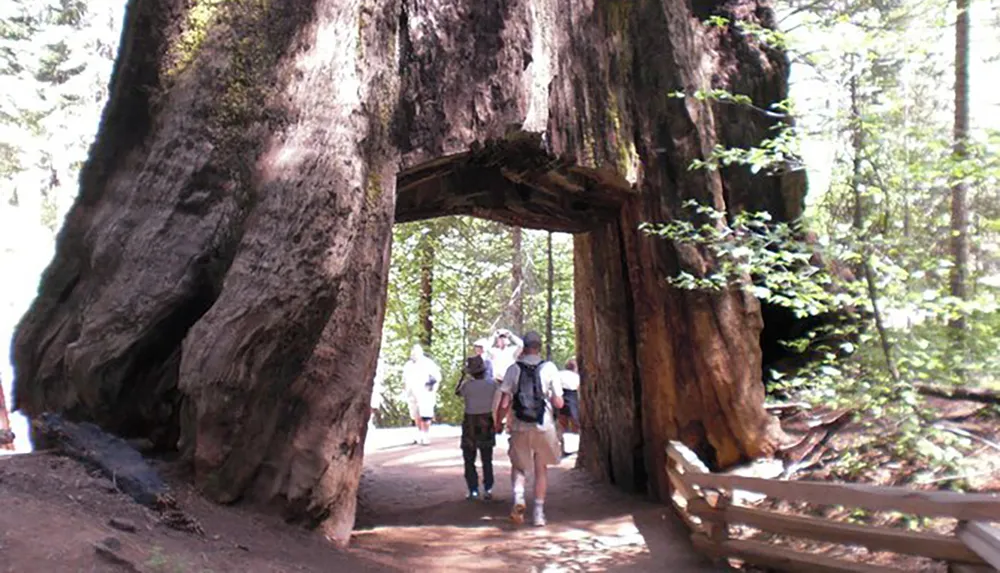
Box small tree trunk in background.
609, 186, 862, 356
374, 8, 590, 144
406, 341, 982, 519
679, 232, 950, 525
546, 232, 554, 360
950, 0, 971, 338
511, 226, 524, 333
850, 74, 899, 382
850, 74, 864, 233
417, 230, 434, 348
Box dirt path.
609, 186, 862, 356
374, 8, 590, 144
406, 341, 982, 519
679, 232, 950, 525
0, 426, 721, 572
353, 425, 722, 572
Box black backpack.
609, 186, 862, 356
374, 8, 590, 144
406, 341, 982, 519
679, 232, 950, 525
512, 362, 547, 424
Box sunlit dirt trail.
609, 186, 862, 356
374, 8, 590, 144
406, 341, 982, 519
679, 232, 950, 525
353, 426, 722, 572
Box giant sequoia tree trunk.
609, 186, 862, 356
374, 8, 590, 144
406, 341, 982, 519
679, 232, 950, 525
13, 0, 798, 539
549, 1, 792, 496
13, 0, 533, 544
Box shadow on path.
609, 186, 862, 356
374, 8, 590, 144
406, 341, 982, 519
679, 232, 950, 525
351, 426, 724, 572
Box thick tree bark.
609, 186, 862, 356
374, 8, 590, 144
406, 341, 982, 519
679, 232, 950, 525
552, 0, 790, 496
13, 0, 799, 536
13, 0, 537, 544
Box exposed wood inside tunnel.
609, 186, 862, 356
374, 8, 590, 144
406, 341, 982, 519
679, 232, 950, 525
395, 134, 636, 233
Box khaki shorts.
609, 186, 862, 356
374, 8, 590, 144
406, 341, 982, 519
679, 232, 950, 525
508, 427, 560, 471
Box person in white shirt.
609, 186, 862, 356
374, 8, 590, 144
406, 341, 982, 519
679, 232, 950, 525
487, 328, 523, 385
369, 357, 387, 430
487, 329, 522, 426
556, 357, 581, 456
494, 331, 563, 527
557, 357, 580, 432
401, 344, 442, 445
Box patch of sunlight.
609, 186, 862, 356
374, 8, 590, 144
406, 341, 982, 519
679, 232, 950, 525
0, 208, 55, 456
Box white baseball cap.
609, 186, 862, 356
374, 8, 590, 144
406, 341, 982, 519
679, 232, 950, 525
473, 338, 490, 348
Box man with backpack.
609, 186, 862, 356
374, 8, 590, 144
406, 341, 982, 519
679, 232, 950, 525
494, 331, 564, 527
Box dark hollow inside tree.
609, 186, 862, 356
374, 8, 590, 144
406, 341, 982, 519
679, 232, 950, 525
13, 0, 800, 542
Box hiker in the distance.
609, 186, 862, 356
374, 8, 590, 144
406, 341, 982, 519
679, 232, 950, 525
369, 356, 387, 430
457, 339, 493, 392
488, 328, 521, 426
402, 344, 442, 445
487, 328, 522, 386
494, 331, 563, 527
556, 357, 581, 455
457, 355, 498, 501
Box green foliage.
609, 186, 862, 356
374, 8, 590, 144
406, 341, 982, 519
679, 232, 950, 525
0, 0, 121, 228
642, 200, 997, 468
647, 0, 1000, 477
378, 217, 576, 426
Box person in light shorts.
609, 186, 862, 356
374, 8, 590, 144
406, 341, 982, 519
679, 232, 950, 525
401, 344, 441, 445
494, 331, 563, 527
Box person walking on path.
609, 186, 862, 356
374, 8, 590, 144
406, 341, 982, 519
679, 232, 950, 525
556, 357, 581, 455
402, 344, 442, 445
488, 329, 521, 426
494, 331, 563, 527
369, 357, 387, 431
487, 328, 522, 385
472, 338, 494, 382
456, 355, 498, 501
457, 339, 493, 392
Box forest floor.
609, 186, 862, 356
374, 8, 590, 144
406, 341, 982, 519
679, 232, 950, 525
735, 396, 1000, 572
0, 426, 722, 573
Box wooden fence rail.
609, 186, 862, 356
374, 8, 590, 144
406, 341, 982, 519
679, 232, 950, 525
665, 441, 1000, 572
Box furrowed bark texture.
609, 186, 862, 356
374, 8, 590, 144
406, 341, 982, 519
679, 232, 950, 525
13, 0, 801, 535
548, 0, 791, 498
12, 0, 537, 544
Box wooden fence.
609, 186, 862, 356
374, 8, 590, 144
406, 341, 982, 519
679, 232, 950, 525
665, 441, 1000, 572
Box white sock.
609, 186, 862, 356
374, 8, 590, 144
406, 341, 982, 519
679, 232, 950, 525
513, 485, 525, 505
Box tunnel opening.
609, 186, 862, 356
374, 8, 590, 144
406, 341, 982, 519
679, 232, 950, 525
357, 135, 645, 530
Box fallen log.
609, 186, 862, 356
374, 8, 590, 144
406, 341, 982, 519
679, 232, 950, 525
779, 408, 853, 467
916, 384, 1000, 405
32, 412, 174, 508
31, 413, 204, 535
